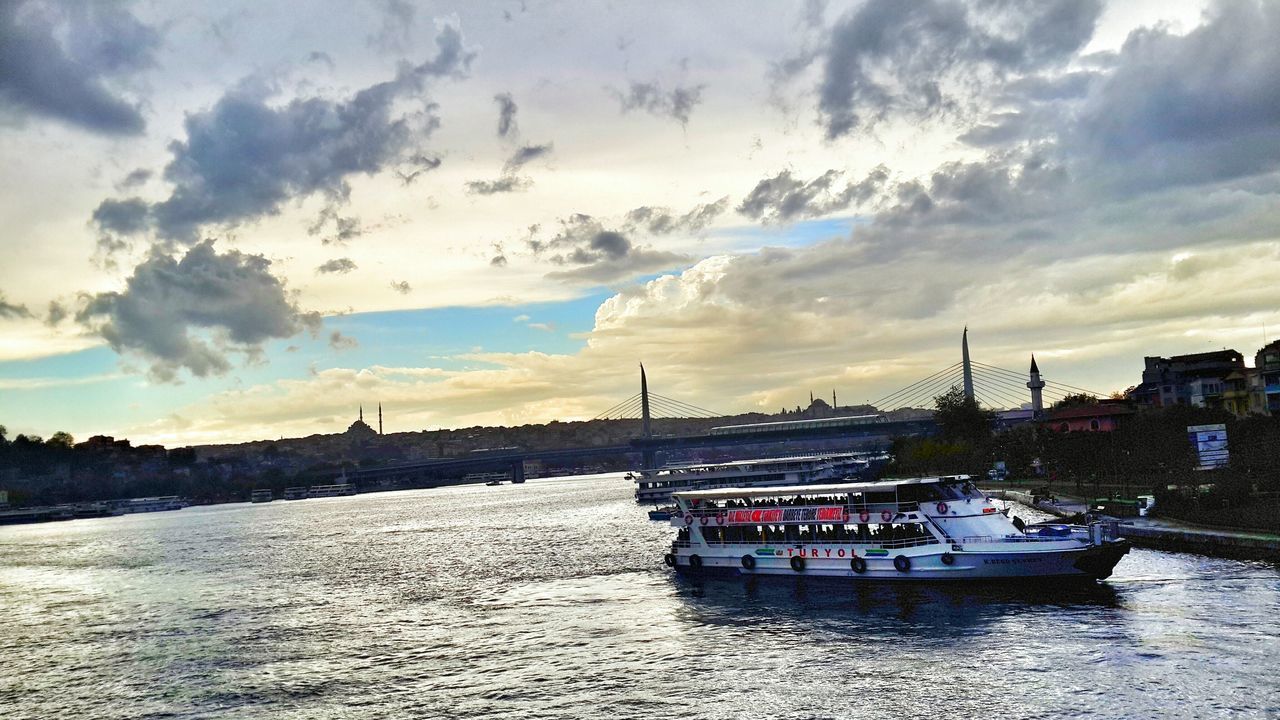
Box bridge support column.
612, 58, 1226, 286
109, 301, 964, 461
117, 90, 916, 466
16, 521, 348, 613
510, 459, 526, 484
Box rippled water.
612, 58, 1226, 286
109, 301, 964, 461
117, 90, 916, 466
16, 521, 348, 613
2, 473, 1278, 719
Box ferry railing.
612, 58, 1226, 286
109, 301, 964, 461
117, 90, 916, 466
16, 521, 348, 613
678, 502, 923, 520
695, 535, 941, 550
960, 534, 1087, 544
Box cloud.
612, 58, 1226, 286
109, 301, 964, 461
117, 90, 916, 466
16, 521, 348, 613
76, 240, 320, 382
308, 205, 364, 245
396, 154, 442, 185
494, 92, 518, 138
0, 1, 159, 135
45, 300, 67, 326
530, 214, 692, 283
91, 197, 151, 235
503, 143, 553, 173
328, 330, 358, 350
390, 280, 412, 294
367, 0, 416, 53
91, 22, 474, 242
117, 168, 152, 190
0, 292, 33, 320
614, 80, 706, 126
738, 166, 888, 223
816, 0, 1103, 139
466, 175, 532, 195
625, 197, 729, 235
316, 258, 358, 274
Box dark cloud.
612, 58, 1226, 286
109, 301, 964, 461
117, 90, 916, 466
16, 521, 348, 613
0, 292, 33, 320
466, 175, 531, 195
816, 0, 1102, 138
45, 300, 67, 326
91, 197, 151, 235
738, 166, 889, 223
490, 254, 508, 267
329, 330, 358, 350
390, 280, 412, 294
0, 1, 159, 134
614, 80, 706, 126
625, 197, 729, 235
75, 240, 320, 381
316, 258, 358, 275
1071, 0, 1280, 190
117, 168, 152, 190
92, 23, 473, 242
503, 143, 553, 173
308, 206, 364, 245
494, 92, 519, 138
396, 154, 442, 185
531, 214, 692, 283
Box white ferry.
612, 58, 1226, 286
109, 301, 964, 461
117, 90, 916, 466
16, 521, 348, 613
633, 453, 875, 505
662, 476, 1129, 581
250, 489, 273, 503
113, 496, 190, 514
306, 483, 357, 498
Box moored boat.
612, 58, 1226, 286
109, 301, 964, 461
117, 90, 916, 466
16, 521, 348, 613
633, 452, 878, 505
662, 475, 1129, 581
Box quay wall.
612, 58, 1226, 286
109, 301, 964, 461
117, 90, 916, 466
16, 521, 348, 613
988, 489, 1280, 562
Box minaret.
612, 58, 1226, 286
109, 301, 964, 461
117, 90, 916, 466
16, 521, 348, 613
832, 389, 837, 408
378, 403, 383, 435
809, 390, 814, 404
1027, 355, 1046, 419
962, 327, 975, 402
359, 405, 364, 422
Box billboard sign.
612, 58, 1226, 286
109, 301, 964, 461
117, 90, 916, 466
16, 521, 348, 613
1186, 423, 1229, 470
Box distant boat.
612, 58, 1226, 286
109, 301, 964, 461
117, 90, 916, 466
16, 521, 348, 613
464, 471, 509, 485
633, 452, 879, 505
283, 487, 308, 500
112, 496, 190, 514
306, 483, 357, 498
250, 489, 273, 503
485, 479, 503, 487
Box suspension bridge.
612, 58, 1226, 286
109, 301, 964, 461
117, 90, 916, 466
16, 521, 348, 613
342, 328, 1101, 486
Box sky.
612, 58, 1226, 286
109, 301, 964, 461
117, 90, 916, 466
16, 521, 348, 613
2, 0, 1279, 446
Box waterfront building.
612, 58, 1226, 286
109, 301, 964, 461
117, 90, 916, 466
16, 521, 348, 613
1130, 350, 1245, 410
1253, 341, 1280, 415
1045, 402, 1134, 433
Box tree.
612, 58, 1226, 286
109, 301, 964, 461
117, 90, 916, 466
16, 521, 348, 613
46, 431, 75, 449
933, 385, 994, 444
1052, 393, 1099, 411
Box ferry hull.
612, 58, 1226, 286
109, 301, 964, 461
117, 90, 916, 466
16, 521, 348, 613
670, 541, 1129, 582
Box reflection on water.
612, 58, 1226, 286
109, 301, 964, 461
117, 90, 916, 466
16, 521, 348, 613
1, 474, 1277, 719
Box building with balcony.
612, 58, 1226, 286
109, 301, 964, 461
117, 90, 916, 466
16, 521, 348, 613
1254, 340, 1280, 415
1130, 350, 1245, 409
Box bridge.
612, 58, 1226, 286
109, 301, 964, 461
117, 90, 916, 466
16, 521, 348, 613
340, 329, 1102, 487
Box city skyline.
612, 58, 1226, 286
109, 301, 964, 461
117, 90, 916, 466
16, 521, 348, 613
3, 0, 1280, 445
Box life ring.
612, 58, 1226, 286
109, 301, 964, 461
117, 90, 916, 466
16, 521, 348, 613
850, 556, 867, 574
699, 515, 709, 526
881, 510, 893, 522
858, 510, 870, 523
684, 514, 694, 526
663, 553, 676, 567
941, 552, 955, 566
893, 555, 911, 573
936, 502, 949, 514
716, 513, 726, 525
741, 555, 756, 570
689, 554, 703, 569
790, 555, 806, 572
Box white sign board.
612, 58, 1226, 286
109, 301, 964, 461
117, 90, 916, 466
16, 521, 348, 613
1186, 423, 1229, 470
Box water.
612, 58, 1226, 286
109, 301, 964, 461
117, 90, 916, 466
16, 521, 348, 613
2, 474, 1277, 719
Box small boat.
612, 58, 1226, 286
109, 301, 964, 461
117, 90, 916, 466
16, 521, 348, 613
485, 479, 503, 487
662, 475, 1129, 581
250, 489, 273, 503
283, 486, 308, 500
648, 506, 676, 521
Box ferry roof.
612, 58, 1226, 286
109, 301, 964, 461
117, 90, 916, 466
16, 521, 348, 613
671, 475, 971, 500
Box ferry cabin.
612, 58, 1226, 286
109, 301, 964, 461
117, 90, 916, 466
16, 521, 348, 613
665, 476, 1128, 581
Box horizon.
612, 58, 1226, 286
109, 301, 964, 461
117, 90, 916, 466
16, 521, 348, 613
4, 0, 1280, 446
